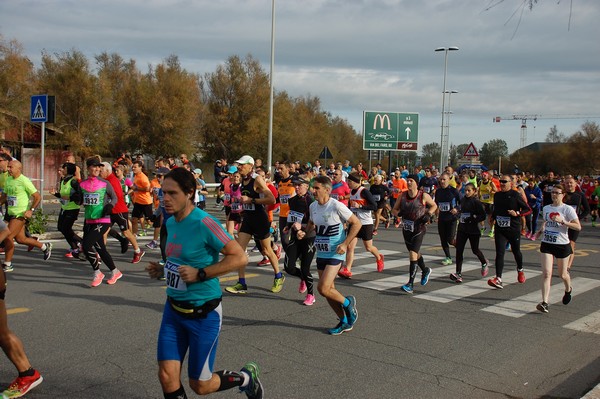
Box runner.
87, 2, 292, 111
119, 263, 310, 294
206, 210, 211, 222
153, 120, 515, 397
130, 160, 153, 237
101, 162, 145, 264
534, 184, 580, 313
296, 175, 360, 335
80, 157, 122, 287
434, 172, 461, 266
487, 174, 531, 289
145, 167, 263, 399
1, 160, 52, 272
282, 175, 317, 306
0, 220, 43, 398
276, 162, 296, 251
330, 169, 351, 206
451, 183, 489, 283
338, 172, 384, 279
524, 179, 543, 239
225, 156, 285, 294
563, 175, 590, 272
369, 174, 390, 234
477, 171, 496, 236
391, 174, 438, 294
50, 162, 83, 258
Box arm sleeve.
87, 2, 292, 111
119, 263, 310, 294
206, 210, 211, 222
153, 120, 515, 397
360, 189, 377, 211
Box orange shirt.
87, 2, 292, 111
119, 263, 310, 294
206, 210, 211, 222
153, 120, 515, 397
133, 172, 152, 205
150, 178, 161, 208
391, 177, 408, 199
277, 177, 296, 218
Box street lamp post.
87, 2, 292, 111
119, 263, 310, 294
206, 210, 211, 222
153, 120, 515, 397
267, 0, 275, 174
444, 90, 458, 167
435, 46, 459, 170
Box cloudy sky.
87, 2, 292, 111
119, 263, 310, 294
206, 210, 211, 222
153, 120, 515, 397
2, 0, 599, 155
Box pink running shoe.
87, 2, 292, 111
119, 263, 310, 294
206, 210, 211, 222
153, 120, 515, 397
91, 271, 105, 287
106, 270, 123, 285
303, 294, 316, 306
376, 254, 385, 272
299, 280, 307, 294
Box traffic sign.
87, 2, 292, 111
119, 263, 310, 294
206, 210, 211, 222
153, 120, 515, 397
363, 111, 419, 151
463, 142, 479, 157
31, 95, 48, 122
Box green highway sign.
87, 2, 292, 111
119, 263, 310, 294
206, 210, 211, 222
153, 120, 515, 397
363, 111, 419, 151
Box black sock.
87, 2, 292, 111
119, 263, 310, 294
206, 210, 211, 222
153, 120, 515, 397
18, 367, 35, 378
164, 385, 187, 399
216, 370, 245, 391
409, 261, 418, 284
417, 256, 426, 271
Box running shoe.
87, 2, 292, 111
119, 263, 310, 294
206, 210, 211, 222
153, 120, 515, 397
120, 239, 129, 254
145, 240, 158, 249
529, 233, 536, 241
2, 369, 43, 398
65, 250, 74, 258
373, 229, 378, 236
271, 275, 285, 293
257, 258, 271, 266
225, 282, 248, 294
481, 262, 489, 277
42, 242, 52, 260
299, 280, 307, 294
376, 254, 385, 272
251, 246, 260, 253
536, 302, 549, 313
401, 283, 413, 294
517, 269, 526, 283
487, 230, 494, 238
420, 267, 432, 286
91, 271, 105, 287
106, 270, 123, 285
337, 266, 352, 279
303, 294, 316, 306
328, 321, 353, 335
487, 276, 503, 289
441, 257, 453, 266
2, 264, 13, 273
385, 219, 391, 229
275, 244, 282, 260
562, 288, 572, 305
0, 247, 4, 254
449, 273, 463, 283
480, 227, 486, 235
132, 250, 145, 264
394, 219, 401, 228
344, 295, 358, 326
240, 362, 264, 399
592, 221, 597, 227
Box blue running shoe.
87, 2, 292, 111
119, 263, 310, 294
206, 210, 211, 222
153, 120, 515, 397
401, 283, 413, 294
328, 321, 353, 335
421, 267, 432, 286
240, 362, 263, 399
344, 296, 358, 326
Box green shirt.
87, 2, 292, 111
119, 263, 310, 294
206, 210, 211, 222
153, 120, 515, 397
5, 174, 37, 217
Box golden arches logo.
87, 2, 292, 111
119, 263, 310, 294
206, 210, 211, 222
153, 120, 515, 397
373, 114, 391, 130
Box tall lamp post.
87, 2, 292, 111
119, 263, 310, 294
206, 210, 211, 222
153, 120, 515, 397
444, 90, 458, 167
267, 0, 275, 174
435, 46, 459, 170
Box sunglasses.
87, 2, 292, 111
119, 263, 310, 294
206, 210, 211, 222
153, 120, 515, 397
499, 180, 510, 184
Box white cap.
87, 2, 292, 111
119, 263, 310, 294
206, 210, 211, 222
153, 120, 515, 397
235, 155, 255, 165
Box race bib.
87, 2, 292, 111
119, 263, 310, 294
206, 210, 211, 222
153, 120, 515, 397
314, 237, 331, 252
287, 210, 304, 224
280, 194, 291, 204
543, 230, 559, 243
83, 193, 100, 206
224, 193, 231, 202
423, 186, 431, 193
403, 220, 415, 232
330, 193, 339, 200
231, 203, 242, 212
372, 194, 381, 202
59, 198, 68, 205
164, 260, 187, 291
439, 202, 451, 212
242, 203, 256, 211
482, 194, 490, 200
459, 212, 471, 223
496, 216, 510, 228
6, 195, 17, 207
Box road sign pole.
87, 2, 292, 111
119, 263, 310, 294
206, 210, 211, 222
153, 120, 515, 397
40, 122, 45, 210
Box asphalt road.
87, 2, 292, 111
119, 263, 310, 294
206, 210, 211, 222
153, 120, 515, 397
1, 202, 599, 398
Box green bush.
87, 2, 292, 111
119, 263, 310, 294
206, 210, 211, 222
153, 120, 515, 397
27, 209, 49, 235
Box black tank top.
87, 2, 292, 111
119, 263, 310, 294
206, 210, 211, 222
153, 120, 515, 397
240, 176, 264, 214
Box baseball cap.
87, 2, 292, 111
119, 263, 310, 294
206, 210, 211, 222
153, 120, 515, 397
86, 157, 102, 167
407, 174, 420, 182
156, 167, 170, 175
193, 168, 202, 174
226, 165, 238, 174
235, 155, 255, 165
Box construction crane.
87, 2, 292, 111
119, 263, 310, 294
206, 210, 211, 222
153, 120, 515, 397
493, 114, 600, 149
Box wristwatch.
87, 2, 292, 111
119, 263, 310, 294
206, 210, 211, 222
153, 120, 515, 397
30, 207, 35, 211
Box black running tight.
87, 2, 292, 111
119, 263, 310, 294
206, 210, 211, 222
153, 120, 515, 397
454, 231, 487, 274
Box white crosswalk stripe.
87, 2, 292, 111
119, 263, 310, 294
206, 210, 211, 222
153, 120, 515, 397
563, 309, 600, 335
481, 277, 600, 318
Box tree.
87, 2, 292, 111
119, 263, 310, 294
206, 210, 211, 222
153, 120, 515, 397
449, 143, 469, 167
0, 35, 35, 123
420, 142, 441, 168
545, 125, 566, 143
479, 139, 508, 171
566, 121, 600, 174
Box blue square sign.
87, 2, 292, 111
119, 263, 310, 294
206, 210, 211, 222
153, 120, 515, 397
31, 95, 48, 122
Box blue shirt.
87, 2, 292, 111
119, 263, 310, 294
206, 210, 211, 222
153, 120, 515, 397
164, 207, 232, 306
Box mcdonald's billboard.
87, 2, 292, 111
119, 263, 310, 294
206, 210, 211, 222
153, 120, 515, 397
363, 111, 419, 151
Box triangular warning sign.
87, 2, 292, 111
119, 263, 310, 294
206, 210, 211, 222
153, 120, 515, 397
32, 100, 45, 119
463, 142, 479, 157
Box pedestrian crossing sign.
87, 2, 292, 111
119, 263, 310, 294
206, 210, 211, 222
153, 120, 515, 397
31, 95, 48, 122
463, 142, 479, 157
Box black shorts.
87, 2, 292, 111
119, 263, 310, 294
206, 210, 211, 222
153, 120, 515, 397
228, 212, 242, 224
239, 211, 271, 240
567, 228, 579, 242
316, 258, 343, 271
356, 224, 374, 241
540, 241, 573, 259
483, 203, 494, 215
132, 203, 153, 219
402, 228, 426, 253
111, 212, 130, 231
